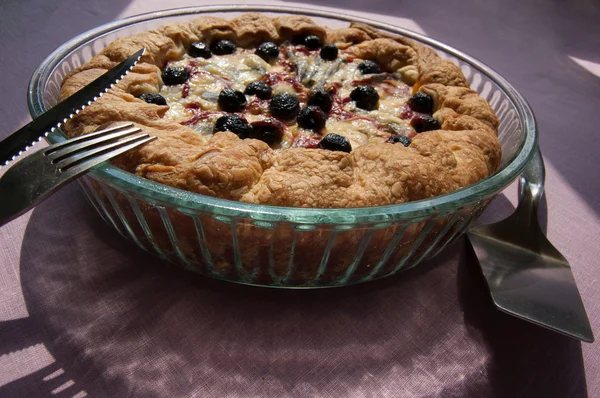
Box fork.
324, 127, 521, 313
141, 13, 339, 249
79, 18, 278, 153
467, 148, 594, 342
0, 123, 155, 227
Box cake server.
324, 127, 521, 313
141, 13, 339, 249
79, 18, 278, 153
0, 48, 145, 167
467, 148, 594, 342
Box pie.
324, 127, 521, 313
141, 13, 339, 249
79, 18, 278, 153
59, 13, 502, 208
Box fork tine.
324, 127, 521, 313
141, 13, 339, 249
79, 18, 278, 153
44, 123, 135, 154
56, 133, 154, 172
58, 135, 155, 178
47, 125, 141, 160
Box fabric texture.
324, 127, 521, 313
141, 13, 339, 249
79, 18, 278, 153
1, 0, 599, 396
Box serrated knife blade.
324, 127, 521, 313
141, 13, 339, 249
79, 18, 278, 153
0, 48, 145, 167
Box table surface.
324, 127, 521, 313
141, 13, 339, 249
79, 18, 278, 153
1, 0, 599, 396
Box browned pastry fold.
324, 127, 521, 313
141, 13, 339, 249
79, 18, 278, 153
158, 22, 200, 49
59, 13, 502, 208
189, 16, 237, 44
272, 15, 327, 42
420, 83, 499, 129
324, 27, 371, 49
345, 38, 418, 73
231, 13, 280, 47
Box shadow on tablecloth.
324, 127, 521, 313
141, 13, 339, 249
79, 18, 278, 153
0, 181, 585, 397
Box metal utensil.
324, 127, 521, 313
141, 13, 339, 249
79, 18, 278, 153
467, 148, 594, 342
0, 123, 155, 227
0, 48, 145, 167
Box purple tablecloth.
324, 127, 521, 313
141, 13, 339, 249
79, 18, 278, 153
1, 1, 599, 396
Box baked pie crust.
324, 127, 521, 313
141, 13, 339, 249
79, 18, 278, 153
59, 13, 501, 208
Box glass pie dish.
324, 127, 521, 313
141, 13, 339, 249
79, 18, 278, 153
27, 5, 537, 288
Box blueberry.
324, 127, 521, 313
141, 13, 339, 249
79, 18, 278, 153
269, 93, 300, 120
411, 115, 441, 133
304, 35, 322, 50
292, 35, 306, 45
188, 42, 211, 58
407, 92, 434, 114
244, 81, 272, 100
250, 119, 284, 145
161, 67, 189, 85
320, 43, 338, 61
218, 89, 247, 112
307, 88, 333, 113
386, 135, 412, 146
297, 106, 327, 132
214, 115, 252, 138
350, 85, 379, 111
357, 60, 381, 74
139, 93, 167, 106
210, 40, 237, 55
317, 133, 352, 153
256, 42, 279, 61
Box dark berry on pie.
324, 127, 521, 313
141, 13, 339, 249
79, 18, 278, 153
244, 81, 272, 100
139, 93, 167, 106
256, 42, 280, 61
161, 67, 189, 85
214, 115, 252, 138
269, 93, 300, 120
308, 88, 333, 113
210, 39, 237, 55
318, 133, 352, 153
297, 106, 327, 132
320, 44, 338, 61
303, 35, 322, 50
218, 89, 247, 112
386, 135, 412, 146
250, 119, 284, 145
188, 42, 211, 58
357, 60, 381, 74
292, 35, 306, 45
350, 85, 379, 111
408, 92, 434, 114
411, 115, 441, 133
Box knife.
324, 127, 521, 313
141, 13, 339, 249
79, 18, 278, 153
0, 48, 145, 167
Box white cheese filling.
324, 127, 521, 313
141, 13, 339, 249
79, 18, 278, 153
158, 46, 418, 150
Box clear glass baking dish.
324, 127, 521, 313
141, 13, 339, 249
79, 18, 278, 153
27, 5, 537, 288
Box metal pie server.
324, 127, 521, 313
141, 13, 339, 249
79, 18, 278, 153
0, 48, 145, 167
467, 148, 594, 342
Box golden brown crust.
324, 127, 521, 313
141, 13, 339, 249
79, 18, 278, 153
59, 13, 501, 208
272, 16, 327, 42
348, 22, 414, 44
231, 13, 279, 47
347, 22, 468, 89
414, 60, 470, 90
241, 149, 358, 207
420, 83, 499, 130
59, 68, 167, 136
101, 32, 182, 67
140, 132, 274, 201
345, 38, 418, 72
158, 22, 200, 49
189, 16, 236, 44
324, 28, 371, 49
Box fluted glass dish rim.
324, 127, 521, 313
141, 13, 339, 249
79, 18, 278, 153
27, 5, 537, 225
